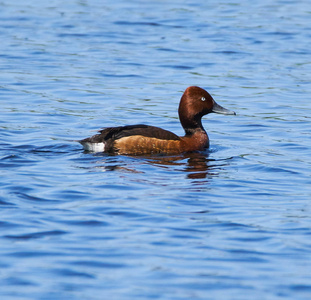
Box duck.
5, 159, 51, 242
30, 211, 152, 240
79, 86, 235, 155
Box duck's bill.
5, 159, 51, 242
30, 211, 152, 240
212, 102, 236, 115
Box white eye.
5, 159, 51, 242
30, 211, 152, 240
201, 97, 206, 101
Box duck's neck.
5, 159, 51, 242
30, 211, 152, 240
180, 113, 207, 136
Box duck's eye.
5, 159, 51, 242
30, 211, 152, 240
201, 97, 206, 101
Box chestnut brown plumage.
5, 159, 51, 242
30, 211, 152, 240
79, 86, 235, 155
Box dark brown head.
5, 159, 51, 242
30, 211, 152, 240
178, 86, 235, 134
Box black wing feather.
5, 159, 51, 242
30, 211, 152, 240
101, 124, 180, 141
80, 124, 180, 145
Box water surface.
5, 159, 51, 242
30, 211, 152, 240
1, 0, 311, 299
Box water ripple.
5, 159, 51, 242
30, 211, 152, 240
5, 230, 67, 241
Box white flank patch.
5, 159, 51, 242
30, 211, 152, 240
82, 142, 105, 152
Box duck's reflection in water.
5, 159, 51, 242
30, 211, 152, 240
143, 151, 232, 179
86, 151, 232, 180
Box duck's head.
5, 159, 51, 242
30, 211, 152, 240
178, 86, 235, 133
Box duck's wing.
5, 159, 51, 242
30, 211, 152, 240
101, 124, 180, 141
80, 124, 180, 144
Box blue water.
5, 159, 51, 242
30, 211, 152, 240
1, 0, 311, 299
